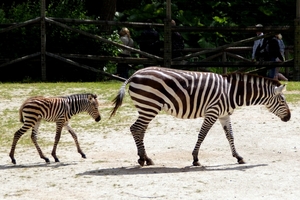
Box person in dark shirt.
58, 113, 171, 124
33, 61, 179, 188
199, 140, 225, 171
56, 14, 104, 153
263, 34, 284, 79
139, 20, 161, 57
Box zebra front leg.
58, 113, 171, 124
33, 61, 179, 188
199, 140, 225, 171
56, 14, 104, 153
219, 116, 245, 164
64, 124, 86, 159
130, 122, 154, 166
51, 122, 64, 162
192, 116, 217, 166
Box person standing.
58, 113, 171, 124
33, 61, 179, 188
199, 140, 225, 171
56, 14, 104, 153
276, 33, 285, 61
139, 20, 161, 57
252, 24, 267, 76
265, 34, 284, 79
117, 27, 134, 79
252, 24, 264, 61
275, 33, 288, 81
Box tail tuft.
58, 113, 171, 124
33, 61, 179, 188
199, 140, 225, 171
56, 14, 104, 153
109, 83, 127, 119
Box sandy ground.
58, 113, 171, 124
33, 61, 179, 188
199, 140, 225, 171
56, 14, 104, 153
0, 102, 299, 199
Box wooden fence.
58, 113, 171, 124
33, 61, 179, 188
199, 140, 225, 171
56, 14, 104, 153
0, 0, 297, 81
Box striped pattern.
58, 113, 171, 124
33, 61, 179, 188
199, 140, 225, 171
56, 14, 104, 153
9, 93, 101, 164
110, 67, 291, 166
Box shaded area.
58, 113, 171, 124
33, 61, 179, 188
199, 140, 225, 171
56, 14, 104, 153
77, 163, 268, 176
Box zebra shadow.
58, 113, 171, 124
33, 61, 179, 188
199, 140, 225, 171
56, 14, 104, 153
77, 163, 268, 176
0, 161, 77, 170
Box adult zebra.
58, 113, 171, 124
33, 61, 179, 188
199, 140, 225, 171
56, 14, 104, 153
110, 67, 291, 166
9, 93, 101, 164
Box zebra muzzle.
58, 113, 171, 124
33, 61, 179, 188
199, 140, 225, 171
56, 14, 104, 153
281, 113, 291, 122
95, 115, 101, 122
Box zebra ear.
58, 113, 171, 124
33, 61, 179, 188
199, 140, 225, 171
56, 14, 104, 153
275, 84, 286, 94
88, 95, 93, 101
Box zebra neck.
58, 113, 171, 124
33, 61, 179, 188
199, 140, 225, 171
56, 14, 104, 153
68, 98, 87, 115
226, 74, 273, 108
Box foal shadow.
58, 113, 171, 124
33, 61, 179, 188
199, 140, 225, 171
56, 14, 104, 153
0, 161, 77, 170
77, 163, 268, 176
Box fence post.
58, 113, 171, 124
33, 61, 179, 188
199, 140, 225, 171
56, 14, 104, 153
164, 0, 172, 68
294, 0, 300, 81
222, 52, 227, 74
41, 0, 46, 81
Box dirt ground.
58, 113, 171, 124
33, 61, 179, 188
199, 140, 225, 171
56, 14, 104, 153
0, 102, 299, 199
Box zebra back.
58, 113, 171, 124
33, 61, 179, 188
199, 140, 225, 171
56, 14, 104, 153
19, 93, 100, 123
110, 67, 290, 121
110, 67, 225, 119
19, 96, 45, 123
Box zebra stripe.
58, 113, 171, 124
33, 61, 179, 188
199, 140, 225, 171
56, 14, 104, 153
110, 67, 291, 166
9, 93, 101, 164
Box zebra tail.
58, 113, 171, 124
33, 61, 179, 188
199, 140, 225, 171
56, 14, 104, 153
109, 80, 129, 119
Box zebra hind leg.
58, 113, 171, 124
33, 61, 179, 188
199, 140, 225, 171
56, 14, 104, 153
130, 122, 154, 166
9, 126, 29, 164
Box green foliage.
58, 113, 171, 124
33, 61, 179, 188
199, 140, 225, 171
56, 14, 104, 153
116, 0, 295, 49
0, 0, 297, 81
6, 1, 40, 22
102, 30, 120, 74
0, 0, 121, 81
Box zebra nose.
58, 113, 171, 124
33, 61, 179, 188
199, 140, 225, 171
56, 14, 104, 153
95, 115, 101, 122
281, 113, 291, 122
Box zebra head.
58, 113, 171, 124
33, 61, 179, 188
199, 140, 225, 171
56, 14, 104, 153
87, 94, 101, 122
266, 84, 290, 122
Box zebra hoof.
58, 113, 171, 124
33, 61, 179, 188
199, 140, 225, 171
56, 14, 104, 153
193, 161, 201, 166
146, 159, 154, 166
44, 158, 50, 163
138, 159, 145, 166
11, 159, 16, 165
81, 154, 86, 159
238, 158, 245, 164
54, 158, 59, 162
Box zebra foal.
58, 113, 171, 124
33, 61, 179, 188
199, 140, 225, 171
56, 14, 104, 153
110, 67, 291, 166
9, 93, 101, 164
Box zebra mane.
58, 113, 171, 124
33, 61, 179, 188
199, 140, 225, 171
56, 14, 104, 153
20, 94, 97, 107
222, 73, 282, 86
58, 93, 97, 99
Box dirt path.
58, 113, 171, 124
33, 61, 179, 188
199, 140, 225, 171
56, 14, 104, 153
0, 105, 299, 199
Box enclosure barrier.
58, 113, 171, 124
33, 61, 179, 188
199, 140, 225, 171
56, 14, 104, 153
0, 0, 298, 81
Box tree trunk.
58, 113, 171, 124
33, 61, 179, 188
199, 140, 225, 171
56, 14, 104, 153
99, 0, 116, 21
86, 0, 116, 21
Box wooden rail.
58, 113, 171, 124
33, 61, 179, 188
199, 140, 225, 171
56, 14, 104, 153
0, 0, 298, 81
